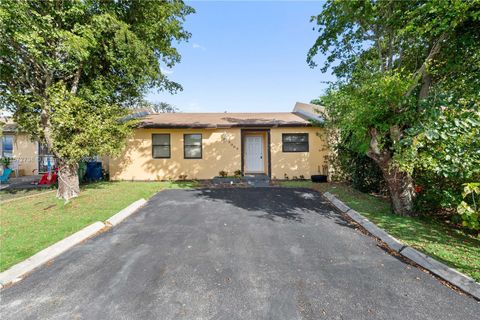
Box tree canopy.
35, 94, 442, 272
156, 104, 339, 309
0, 0, 194, 199
308, 0, 480, 216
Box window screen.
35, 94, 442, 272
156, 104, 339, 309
152, 134, 170, 158
282, 133, 309, 152
184, 134, 202, 159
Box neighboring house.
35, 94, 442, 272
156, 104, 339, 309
110, 102, 329, 180
0, 121, 56, 176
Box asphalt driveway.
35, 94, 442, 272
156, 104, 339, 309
1, 188, 478, 319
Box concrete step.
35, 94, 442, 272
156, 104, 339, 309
243, 174, 270, 182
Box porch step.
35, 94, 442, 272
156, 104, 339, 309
245, 180, 271, 187
243, 174, 270, 187
242, 174, 270, 182
209, 174, 271, 188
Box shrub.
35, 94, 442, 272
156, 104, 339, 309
413, 171, 464, 213
400, 103, 480, 214
218, 170, 228, 177
337, 148, 386, 194
233, 170, 242, 178
0, 157, 11, 168
457, 183, 480, 231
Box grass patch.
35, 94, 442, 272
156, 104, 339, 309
0, 180, 198, 271
0, 187, 56, 202
279, 180, 480, 282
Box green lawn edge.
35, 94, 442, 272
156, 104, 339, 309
279, 180, 480, 282
0, 180, 198, 271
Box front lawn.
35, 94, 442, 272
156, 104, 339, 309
0, 180, 198, 271
0, 187, 56, 202
279, 180, 480, 282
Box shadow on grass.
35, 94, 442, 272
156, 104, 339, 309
0, 186, 56, 202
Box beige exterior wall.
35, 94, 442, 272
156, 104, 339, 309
110, 128, 243, 180
270, 127, 329, 179
109, 126, 329, 181
11, 133, 38, 176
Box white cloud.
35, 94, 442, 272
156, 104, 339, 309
192, 43, 206, 51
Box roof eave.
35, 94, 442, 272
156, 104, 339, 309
137, 122, 313, 129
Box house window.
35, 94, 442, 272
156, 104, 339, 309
282, 133, 309, 152
184, 134, 202, 159
2, 135, 13, 158
152, 134, 171, 158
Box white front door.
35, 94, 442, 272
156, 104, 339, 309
245, 135, 264, 173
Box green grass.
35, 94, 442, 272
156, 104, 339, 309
0, 187, 56, 202
0, 180, 198, 271
279, 180, 480, 282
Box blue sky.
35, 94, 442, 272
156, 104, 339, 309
146, 0, 333, 113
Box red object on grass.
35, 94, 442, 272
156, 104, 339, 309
415, 185, 422, 193
38, 170, 58, 185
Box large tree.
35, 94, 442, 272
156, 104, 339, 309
308, 0, 480, 215
0, 0, 194, 200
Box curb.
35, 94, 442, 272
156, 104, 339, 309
0, 198, 147, 289
323, 192, 350, 212
323, 192, 480, 300
346, 208, 405, 253
400, 246, 480, 298
105, 198, 146, 226
0, 221, 105, 287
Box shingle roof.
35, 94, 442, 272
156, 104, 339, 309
137, 112, 313, 129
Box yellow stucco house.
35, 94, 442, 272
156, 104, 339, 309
0, 121, 55, 176
110, 102, 330, 181
1, 102, 330, 181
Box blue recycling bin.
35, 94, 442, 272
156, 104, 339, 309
85, 161, 103, 181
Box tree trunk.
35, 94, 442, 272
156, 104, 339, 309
40, 103, 80, 201
366, 127, 415, 216
379, 162, 416, 216
57, 161, 80, 201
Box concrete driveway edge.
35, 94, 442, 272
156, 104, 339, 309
0, 221, 105, 287
346, 209, 405, 253
400, 247, 480, 300
105, 198, 147, 227
1, 198, 147, 289
323, 192, 480, 300
323, 192, 350, 212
